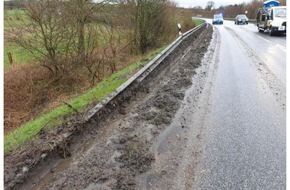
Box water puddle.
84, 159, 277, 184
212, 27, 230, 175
31, 157, 72, 190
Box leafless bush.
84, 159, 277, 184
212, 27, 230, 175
115, 0, 170, 54
8, 0, 118, 78
8, 1, 77, 76
4, 65, 52, 134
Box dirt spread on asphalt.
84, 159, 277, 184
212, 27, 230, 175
4, 24, 213, 190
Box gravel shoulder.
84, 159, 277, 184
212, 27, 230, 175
4, 24, 213, 190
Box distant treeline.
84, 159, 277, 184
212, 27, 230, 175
192, 0, 286, 19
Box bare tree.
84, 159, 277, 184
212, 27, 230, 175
193, 6, 203, 10
205, 1, 215, 11
117, 0, 168, 54
8, 1, 78, 76
65, 0, 107, 62
245, 0, 263, 19
8, 0, 117, 80
8, 0, 180, 81
279, 0, 286, 5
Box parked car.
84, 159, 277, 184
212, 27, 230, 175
256, 4, 286, 36
235, 14, 249, 25
212, 14, 223, 25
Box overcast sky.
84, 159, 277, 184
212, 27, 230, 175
174, 0, 252, 8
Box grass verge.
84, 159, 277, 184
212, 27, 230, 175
4, 47, 166, 153
192, 18, 205, 26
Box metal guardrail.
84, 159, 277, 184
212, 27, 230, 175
84, 22, 207, 121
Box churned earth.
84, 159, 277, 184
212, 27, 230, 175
4, 24, 214, 190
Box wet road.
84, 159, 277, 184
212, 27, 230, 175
195, 20, 286, 189
221, 20, 286, 85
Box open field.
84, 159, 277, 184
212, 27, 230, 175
4, 9, 28, 28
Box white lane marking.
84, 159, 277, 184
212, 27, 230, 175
257, 35, 271, 43
275, 44, 286, 53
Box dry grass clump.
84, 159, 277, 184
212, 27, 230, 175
4, 64, 83, 134
4, 46, 139, 135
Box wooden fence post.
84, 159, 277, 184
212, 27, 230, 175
7, 52, 13, 65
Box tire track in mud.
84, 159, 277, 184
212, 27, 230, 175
4, 24, 213, 190
137, 26, 220, 190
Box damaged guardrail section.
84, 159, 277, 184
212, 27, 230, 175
85, 22, 207, 121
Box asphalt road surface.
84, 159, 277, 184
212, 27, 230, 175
194, 19, 286, 189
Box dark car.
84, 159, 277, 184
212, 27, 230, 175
212, 14, 223, 25
235, 14, 249, 25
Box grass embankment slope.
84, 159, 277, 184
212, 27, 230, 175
4, 8, 204, 153
4, 48, 165, 153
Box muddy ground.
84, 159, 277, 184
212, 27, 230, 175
4, 24, 213, 190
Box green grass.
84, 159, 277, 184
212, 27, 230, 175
4, 75, 127, 153
4, 44, 36, 68
4, 47, 165, 153
192, 18, 205, 26
4, 9, 40, 68
4, 9, 28, 28
4, 10, 30, 67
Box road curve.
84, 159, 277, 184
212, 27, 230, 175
217, 20, 286, 85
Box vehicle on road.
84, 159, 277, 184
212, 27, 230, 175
235, 14, 249, 25
212, 14, 223, 25
256, 0, 286, 36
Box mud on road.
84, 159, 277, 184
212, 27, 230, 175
4, 24, 213, 190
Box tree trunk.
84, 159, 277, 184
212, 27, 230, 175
78, 20, 85, 62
